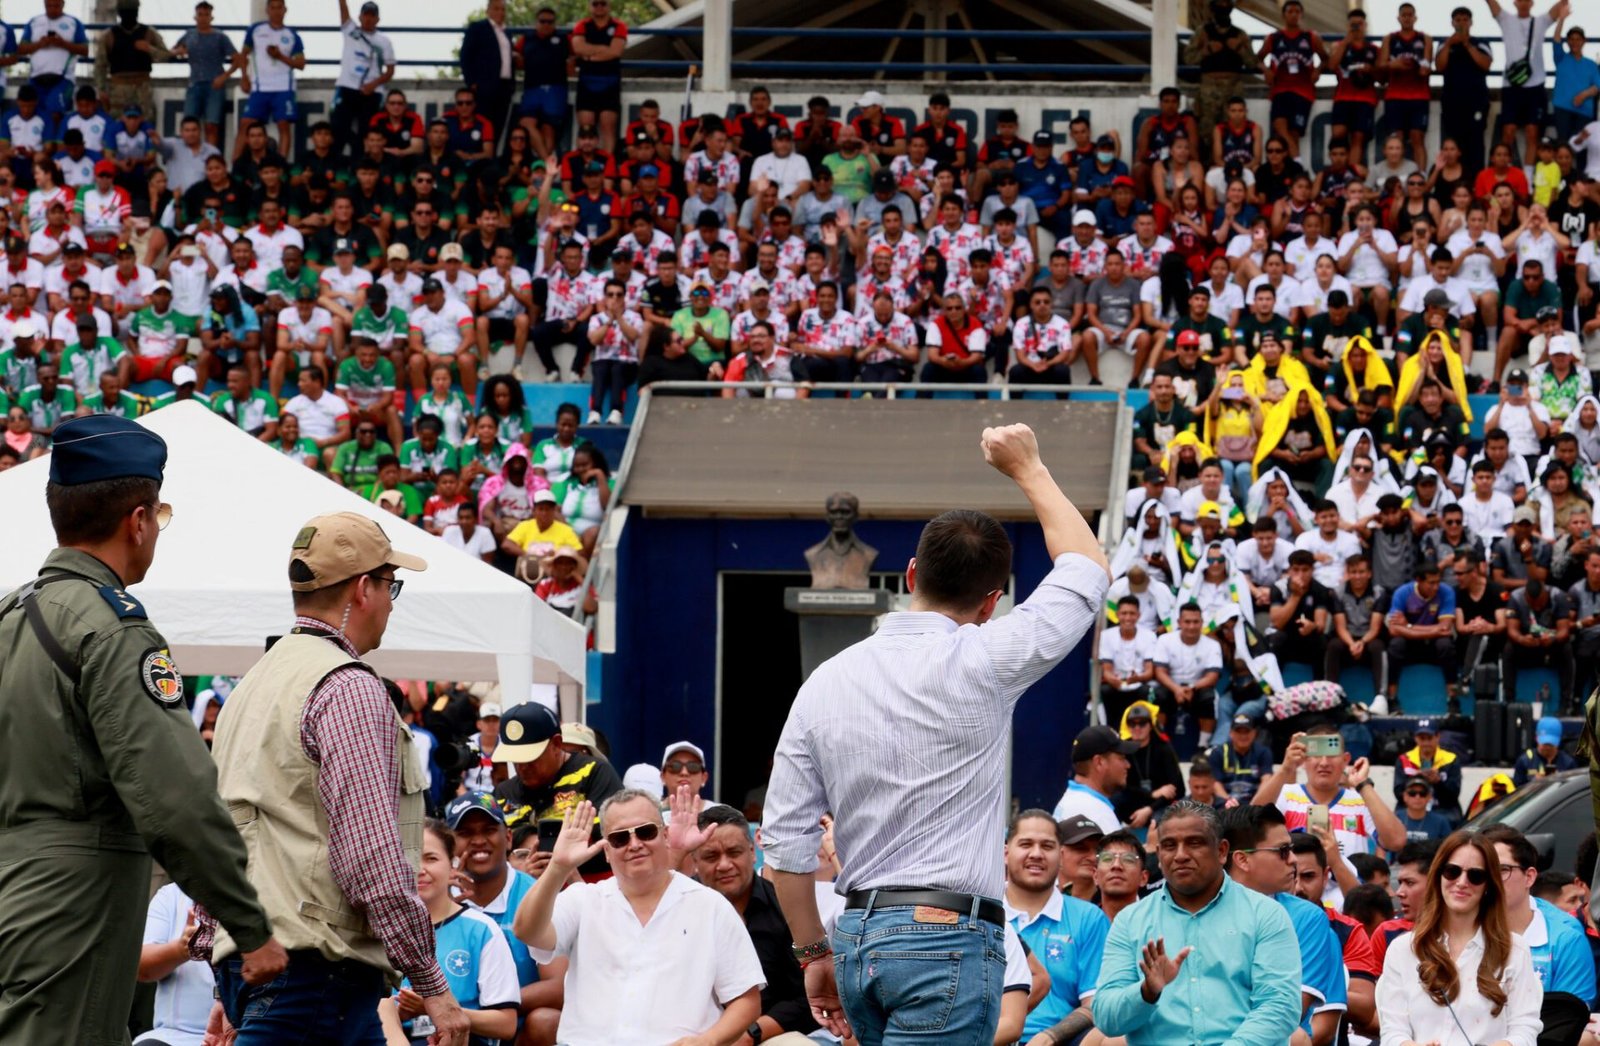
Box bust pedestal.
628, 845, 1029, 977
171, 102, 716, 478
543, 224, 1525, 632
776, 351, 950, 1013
784, 587, 893, 682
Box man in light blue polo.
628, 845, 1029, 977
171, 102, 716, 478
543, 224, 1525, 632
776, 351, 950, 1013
1052, 725, 1137, 834
1484, 825, 1596, 1011
1093, 800, 1302, 1046
1003, 809, 1110, 1044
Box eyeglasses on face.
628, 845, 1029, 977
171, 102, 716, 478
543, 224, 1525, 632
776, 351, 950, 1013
604, 821, 660, 848
1235, 843, 1293, 861
1440, 862, 1488, 885
153, 502, 173, 530
368, 573, 404, 600
1349, 464, 1373, 473
1096, 851, 1143, 866
664, 759, 704, 774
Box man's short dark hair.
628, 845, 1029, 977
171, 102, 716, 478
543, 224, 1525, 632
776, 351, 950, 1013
1252, 516, 1277, 534
1343, 882, 1394, 926
696, 804, 751, 834
1220, 803, 1286, 866
912, 509, 1011, 610
1534, 869, 1577, 905
1396, 839, 1440, 871
1350, 852, 1389, 883
1290, 832, 1327, 869
375, 453, 400, 471
1287, 549, 1316, 568
46, 477, 160, 545
1479, 823, 1540, 871
1098, 829, 1148, 866
1007, 808, 1063, 843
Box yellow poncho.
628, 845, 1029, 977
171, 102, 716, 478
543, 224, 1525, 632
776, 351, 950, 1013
1252, 383, 1336, 480
1340, 335, 1395, 398
1395, 330, 1474, 421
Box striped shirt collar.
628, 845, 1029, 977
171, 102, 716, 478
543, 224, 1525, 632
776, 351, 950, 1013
292, 614, 359, 658
875, 610, 960, 635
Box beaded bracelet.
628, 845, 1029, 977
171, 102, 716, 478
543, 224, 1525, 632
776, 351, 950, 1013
791, 938, 832, 966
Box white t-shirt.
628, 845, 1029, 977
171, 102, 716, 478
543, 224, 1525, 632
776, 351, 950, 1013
1460, 490, 1516, 542
1294, 528, 1363, 588
166, 258, 211, 317
1245, 274, 1302, 320
1179, 484, 1237, 523
587, 309, 644, 363
409, 299, 474, 354
334, 20, 395, 91
477, 266, 533, 319
1327, 480, 1382, 524
245, 20, 305, 93
1205, 279, 1245, 323
1578, 239, 1600, 287
1283, 235, 1338, 279
243, 224, 304, 271
443, 523, 497, 558
1495, 10, 1554, 86
276, 306, 334, 355
43, 261, 102, 303
1050, 782, 1123, 833
749, 151, 812, 199
319, 265, 372, 310
48, 306, 111, 346
1152, 630, 1224, 687
529, 872, 766, 1046
137, 883, 213, 1046
1234, 538, 1291, 587
1445, 230, 1507, 291
438, 269, 480, 309
1492, 400, 1552, 457
282, 390, 350, 441
1512, 229, 1560, 279
1335, 229, 1399, 286
1295, 275, 1355, 317
1400, 275, 1473, 318
1099, 627, 1157, 691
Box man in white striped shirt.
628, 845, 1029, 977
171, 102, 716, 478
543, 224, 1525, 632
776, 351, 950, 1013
762, 423, 1110, 1045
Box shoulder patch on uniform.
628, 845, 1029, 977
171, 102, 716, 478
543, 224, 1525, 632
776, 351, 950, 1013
141, 648, 184, 707
98, 585, 147, 619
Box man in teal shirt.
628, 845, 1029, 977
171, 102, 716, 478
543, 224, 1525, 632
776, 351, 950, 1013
1093, 801, 1301, 1046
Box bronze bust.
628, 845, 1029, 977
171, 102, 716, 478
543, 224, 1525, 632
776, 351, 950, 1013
804, 492, 878, 590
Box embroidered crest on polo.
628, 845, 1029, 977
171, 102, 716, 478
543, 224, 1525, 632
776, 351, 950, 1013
141, 649, 184, 706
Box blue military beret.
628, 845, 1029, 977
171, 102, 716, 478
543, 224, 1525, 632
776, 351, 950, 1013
49, 415, 167, 485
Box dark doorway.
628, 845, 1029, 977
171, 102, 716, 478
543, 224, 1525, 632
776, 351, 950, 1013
718, 571, 807, 816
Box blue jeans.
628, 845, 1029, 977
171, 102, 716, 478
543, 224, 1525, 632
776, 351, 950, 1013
831, 898, 1006, 1045
217, 951, 386, 1045
1221, 458, 1252, 508
185, 81, 226, 126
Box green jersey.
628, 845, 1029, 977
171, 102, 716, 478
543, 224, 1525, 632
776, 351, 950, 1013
211, 388, 280, 435
531, 437, 577, 484
1234, 312, 1298, 358
351, 304, 409, 352
129, 308, 196, 360
462, 439, 509, 492
59, 337, 127, 397
335, 356, 397, 411
399, 437, 459, 481
491, 407, 535, 446
84, 388, 164, 417
670, 307, 731, 367
331, 439, 394, 488
266, 266, 320, 305
363, 481, 423, 518
273, 436, 321, 466
411, 390, 473, 445
1301, 313, 1376, 368
0, 349, 45, 395
17, 384, 77, 430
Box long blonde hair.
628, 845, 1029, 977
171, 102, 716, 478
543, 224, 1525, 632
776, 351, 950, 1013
1411, 830, 1512, 1015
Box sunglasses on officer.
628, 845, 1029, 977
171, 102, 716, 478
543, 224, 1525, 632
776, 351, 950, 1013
604, 821, 661, 848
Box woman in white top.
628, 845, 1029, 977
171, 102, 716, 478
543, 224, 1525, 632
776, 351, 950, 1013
1296, 253, 1354, 326
1504, 204, 1567, 279
1445, 203, 1508, 340
1395, 218, 1436, 302
1576, 222, 1600, 355
1336, 204, 1399, 330
1375, 829, 1542, 1046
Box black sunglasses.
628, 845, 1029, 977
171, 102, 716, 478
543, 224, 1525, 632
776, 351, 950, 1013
1236, 843, 1293, 861
1440, 862, 1489, 885
604, 822, 660, 848
664, 759, 704, 774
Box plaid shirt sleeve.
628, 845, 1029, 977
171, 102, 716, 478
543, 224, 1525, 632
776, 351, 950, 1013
301, 661, 448, 996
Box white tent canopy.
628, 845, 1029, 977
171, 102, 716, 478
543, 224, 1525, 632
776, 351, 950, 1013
0, 402, 587, 697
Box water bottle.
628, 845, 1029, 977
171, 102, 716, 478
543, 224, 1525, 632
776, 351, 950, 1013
1536, 682, 1550, 714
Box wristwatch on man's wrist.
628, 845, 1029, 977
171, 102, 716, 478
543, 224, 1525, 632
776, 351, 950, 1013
747, 1020, 764, 1043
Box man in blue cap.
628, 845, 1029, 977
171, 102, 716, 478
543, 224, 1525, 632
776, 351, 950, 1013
1392, 718, 1464, 824
1513, 716, 1578, 785
0, 414, 288, 1043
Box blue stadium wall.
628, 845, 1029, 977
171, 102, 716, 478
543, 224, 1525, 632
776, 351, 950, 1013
586, 514, 1092, 810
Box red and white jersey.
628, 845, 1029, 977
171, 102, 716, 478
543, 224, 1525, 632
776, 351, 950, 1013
29, 223, 87, 258
683, 150, 741, 193
1012, 314, 1074, 364
866, 230, 922, 283
408, 298, 474, 354
213, 261, 269, 298
1063, 236, 1111, 281
43, 260, 102, 302
788, 272, 827, 313
276, 305, 334, 350
680, 228, 740, 273
243, 222, 305, 270
731, 307, 791, 349
759, 232, 808, 274
437, 269, 479, 309
610, 269, 648, 311
477, 265, 534, 319
619, 227, 673, 276
852, 272, 911, 317
926, 221, 985, 283
78, 186, 130, 237
544, 267, 589, 322
795, 307, 860, 352
0, 306, 46, 349
950, 273, 1013, 330
856, 310, 918, 365
48, 305, 110, 346
377, 269, 423, 309
1117, 234, 1174, 274
586, 309, 644, 362
188, 226, 239, 270
691, 268, 741, 313
2, 257, 45, 293
99, 263, 156, 316
738, 267, 795, 309
319, 265, 373, 310
985, 233, 1036, 287
888, 154, 938, 196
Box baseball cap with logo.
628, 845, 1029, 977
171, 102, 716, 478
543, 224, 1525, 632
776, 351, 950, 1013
491, 702, 563, 763
444, 790, 507, 829
287, 511, 427, 592
387, 243, 410, 261
1072, 724, 1139, 761
562, 721, 598, 750
1058, 814, 1106, 845
661, 740, 706, 767
440, 242, 464, 262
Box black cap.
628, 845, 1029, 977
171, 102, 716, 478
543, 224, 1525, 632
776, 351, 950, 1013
490, 702, 562, 763
630, 128, 654, 145
295, 284, 317, 302
1507, 367, 1529, 383
1032, 130, 1053, 146
696, 168, 718, 186
1142, 464, 1166, 481
50, 415, 167, 485
420, 276, 443, 295
1072, 724, 1139, 761
1536, 305, 1561, 321
1095, 134, 1115, 149
1058, 814, 1106, 845
1125, 704, 1153, 723
443, 790, 507, 829
872, 168, 896, 190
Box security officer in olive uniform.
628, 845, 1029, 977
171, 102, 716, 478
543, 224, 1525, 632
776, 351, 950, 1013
1182, 0, 1262, 162
0, 415, 287, 1045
